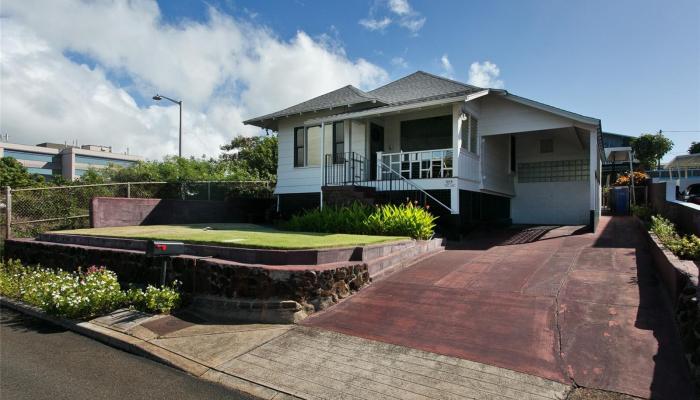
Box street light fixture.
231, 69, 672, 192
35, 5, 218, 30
152, 94, 183, 158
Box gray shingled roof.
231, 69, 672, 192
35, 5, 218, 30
243, 85, 383, 125
244, 71, 484, 127
368, 71, 482, 105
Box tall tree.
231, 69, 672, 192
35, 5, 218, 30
0, 157, 45, 188
220, 134, 278, 181
630, 132, 674, 170
689, 141, 700, 154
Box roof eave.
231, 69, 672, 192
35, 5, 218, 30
498, 91, 600, 126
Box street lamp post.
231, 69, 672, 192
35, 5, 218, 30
152, 94, 183, 158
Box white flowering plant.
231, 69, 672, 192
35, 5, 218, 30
0, 260, 181, 319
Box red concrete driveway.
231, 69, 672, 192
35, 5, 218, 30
303, 216, 694, 399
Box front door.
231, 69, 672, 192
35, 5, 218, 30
370, 123, 384, 180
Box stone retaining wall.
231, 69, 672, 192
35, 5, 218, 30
3, 238, 369, 321
641, 218, 700, 388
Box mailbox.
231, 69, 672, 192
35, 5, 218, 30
146, 240, 185, 257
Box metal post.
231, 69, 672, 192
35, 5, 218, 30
207, 181, 211, 201
4, 186, 11, 239
161, 259, 168, 286
178, 102, 183, 158
127, 182, 131, 198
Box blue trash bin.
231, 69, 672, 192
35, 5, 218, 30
612, 187, 630, 215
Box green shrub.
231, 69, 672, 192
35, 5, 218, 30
650, 216, 700, 260
286, 201, 437, 240
286, 203, 372, 234
0, 260, 181, 319
126, 283, 181, 314
631, 205, 652, 222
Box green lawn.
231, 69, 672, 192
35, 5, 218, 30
54, 223, 408, 249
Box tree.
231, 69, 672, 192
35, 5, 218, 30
99, 156, 227, 183
689, 142, 700, 154
630, 132, 674, 170
220, 134, 278, 181
0, 157, 45, 188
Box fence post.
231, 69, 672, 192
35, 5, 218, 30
127, 182, 131, 198
5, 186, 11, 240
207, 181, 211, 201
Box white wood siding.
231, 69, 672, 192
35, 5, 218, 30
477, 95, 575, 136
481, 134, 514, 195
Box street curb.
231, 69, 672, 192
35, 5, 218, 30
0, 296, 298, 400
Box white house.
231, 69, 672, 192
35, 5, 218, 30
245, 71, 602, 231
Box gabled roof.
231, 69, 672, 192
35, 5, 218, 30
243, 85, 383, 126
368, 71, 482, 105
244, 71, 484, 128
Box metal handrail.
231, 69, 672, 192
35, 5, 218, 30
376, 158, 455, 214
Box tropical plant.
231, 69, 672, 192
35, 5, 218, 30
614, 171, 649, 186
286, 201, 437, 240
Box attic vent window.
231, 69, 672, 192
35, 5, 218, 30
540, 139, 554, 153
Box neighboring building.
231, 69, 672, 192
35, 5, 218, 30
245, 71, 603, 229
0, 142, 142, 181
601, 131, 638, 186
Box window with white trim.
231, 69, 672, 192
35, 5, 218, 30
293, 125, 322, 167
460, 114, 479, 154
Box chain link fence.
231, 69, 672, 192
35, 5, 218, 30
3, 181, 273, 239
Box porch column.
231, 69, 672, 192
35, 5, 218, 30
450, 187, 460, 215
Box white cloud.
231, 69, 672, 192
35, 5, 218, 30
359, 17, 392, 31
359, 0, 425, 34
391, 56, 409, 68
0, 1, 388, 160
440, 54, 453, 78
468, 61, 505, 89
399, 16, 425, 34
388, 0, 411, 15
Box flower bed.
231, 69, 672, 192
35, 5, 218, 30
650, 216, 700, 261
286, 202, 437, 240
0, 259, 180, 319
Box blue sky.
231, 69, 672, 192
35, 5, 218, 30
2, 0, 698, 160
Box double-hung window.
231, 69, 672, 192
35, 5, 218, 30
294, 127, 305, 167
460, 114, 479, 154
293, 125, 322, 167
332, 121, 344, 164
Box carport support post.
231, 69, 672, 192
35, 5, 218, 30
589, 130, 599, 230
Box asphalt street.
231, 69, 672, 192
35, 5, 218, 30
0, 306, 258, 400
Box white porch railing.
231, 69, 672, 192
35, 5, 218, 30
377, 149, 454, 181
458, 150, 480, 182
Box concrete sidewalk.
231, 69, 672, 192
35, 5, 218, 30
1, 298, 570, 400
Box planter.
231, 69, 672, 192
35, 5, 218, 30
636, 216, 700, 387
